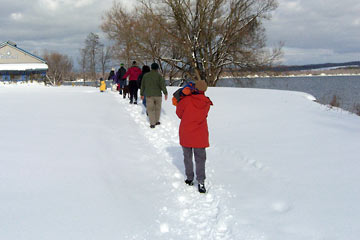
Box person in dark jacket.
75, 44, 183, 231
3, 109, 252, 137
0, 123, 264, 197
116, 64, 127, 95
108, 68, 116, 82
137, 65, 150, 107
140, 62, 168, 128
176, 80, 212, 193
107, 68, 116, 90
122, 61, 142, 104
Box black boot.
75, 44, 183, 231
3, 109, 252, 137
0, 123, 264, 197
198, 183, 206, 193
185, 179, 194, 186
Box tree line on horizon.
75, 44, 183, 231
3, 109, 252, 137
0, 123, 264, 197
268, 61, 360, 72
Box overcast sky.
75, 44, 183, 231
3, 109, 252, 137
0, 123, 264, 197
1, 0, 359, 67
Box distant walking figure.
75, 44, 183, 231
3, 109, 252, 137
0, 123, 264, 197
122, 61, 142, 104
108, 68, 116, 83
108, 68, 116, 90
116, 63, 127, 95
137, 65, 150, 107
99, 78, 106, 92
140, 62, 168, 128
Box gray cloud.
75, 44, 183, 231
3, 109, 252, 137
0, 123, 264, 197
1, 0, 117, 68
1, 0, 359, 67
265, 0, 360, 64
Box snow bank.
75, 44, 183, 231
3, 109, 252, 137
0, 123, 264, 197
0, 81, 46, 87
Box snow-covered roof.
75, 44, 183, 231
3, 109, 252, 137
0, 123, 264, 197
0, 63, 48, 71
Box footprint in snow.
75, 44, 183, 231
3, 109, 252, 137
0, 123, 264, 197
271, 201, 292, 213
160, 223, 169, 233
172, 182, 180, 189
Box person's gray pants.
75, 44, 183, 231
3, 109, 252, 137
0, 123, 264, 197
146, 96, 162, 125
182, 147, 206, 184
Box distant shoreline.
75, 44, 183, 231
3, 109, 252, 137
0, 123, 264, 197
224, 72, 360, 79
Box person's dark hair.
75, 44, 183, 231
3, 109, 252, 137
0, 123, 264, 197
151, 62, 159, 70
132, 61, 137, 65
142, 65, 150, 73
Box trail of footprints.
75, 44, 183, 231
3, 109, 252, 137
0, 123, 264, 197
114, 94, 233, 239
113, 93, 294, 239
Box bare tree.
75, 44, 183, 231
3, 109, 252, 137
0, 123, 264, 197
78, 47, 89, 85
102, 0, 281, 86
79, 33, 113, 81
101, 4, 136, 66
43, 51, 73, 86
99, 45, 112, 78
84, 32, 102, 80
101, 3, 179, 83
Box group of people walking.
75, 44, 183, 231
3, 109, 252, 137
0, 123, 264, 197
109, 61, 168, 128
107, 61, 212, 193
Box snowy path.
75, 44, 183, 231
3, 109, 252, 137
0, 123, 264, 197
112, 91, 235, 239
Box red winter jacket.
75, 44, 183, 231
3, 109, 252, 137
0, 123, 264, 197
176, 93, 213, 148
123, 66, 142, 81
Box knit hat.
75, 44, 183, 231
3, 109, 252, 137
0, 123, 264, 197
195, 80, 208, 92
120, 63, 124, 67
151, 62, 159, 70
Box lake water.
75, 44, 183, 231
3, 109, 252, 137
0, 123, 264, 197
216, 75, 360, 114
64, 75, 360, 114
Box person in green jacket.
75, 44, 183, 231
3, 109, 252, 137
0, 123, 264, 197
140, 62, 168, 128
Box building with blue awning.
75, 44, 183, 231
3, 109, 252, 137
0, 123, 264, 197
0, 41, 48, 81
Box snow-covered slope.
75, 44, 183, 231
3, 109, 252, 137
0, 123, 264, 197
1, 84, 360, 240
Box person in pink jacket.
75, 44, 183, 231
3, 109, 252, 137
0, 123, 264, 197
122, 61, 142, 104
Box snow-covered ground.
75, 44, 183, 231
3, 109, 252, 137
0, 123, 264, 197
1, 83, 360, 240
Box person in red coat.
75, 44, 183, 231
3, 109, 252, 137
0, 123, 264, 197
122, 61, 142, 104
176, 80, 213, 193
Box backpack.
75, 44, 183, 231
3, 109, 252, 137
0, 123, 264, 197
172, 82, 197, 106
